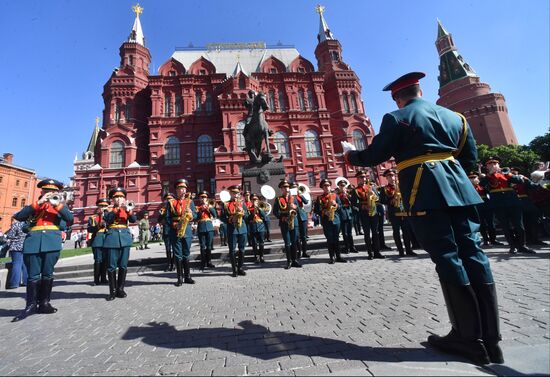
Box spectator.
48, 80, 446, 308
138, 213, 151, 250
5, 218, 29, 289
74, 231, 82, 249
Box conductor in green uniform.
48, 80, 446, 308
12, 179, 74, 322
343, 72, 503, 365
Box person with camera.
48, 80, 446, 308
87, 198, 110, 286
12, 179, 73, 322
103, 188, 137, 301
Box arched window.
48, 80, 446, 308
342, 93, 350, 113
195, 91, 202, 112
268, 90, 276, 112
352, 130, 366, 150
165, 136, 180, 165
205, 93, 212, 113
278, 90, 286, 112
305, 130, 321, 158
236, 121, 246, 151
115, 103, 121, 122
110, 141, 124, 168
298, 89, 306, 111
273, 131, 290, 158
350, 93, 358, 113
307, 90, 317, 111
197, 135, 213, 163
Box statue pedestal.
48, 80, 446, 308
241, 161, 285, 197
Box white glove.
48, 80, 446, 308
341, 141, 356, 154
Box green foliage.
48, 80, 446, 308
528, 132, 550, 161
476, 143, 541, 173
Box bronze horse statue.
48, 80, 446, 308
243, 91, 272, 164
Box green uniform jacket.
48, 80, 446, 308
14, 204, 74, 254
221, 200, 249, 235
103, 209, 137, 248
197, 207, 218, 233
87, 214, 107, 248
165, 199, 198, 239
347, 97, 482, 211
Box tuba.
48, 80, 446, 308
176, 193, 193, 238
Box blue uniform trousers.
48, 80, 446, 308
321, 221, 340, 243
297, 220, 308, 242
493, 206, 524, 246
92, 247, 107, 263
8, 250, 28, 288
171, 235, 192, 261
250, 231, 265, 247
198, 231, 213, 260
24, 251, 60, 282
280, 223, 297, 248
108, 247, 130, 272
228, 233, 247, 256
408, 206, 494, 286
340, 219, 353, 240
359, 213, 380, 251
390, 216, 412, 252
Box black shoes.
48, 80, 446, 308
37, 278, 57, 314
428, 329, 490, 365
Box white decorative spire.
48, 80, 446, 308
316, 4, 334, 43
232, 56, 248, 76
128, 4, 145, 46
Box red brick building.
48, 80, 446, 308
0, 153, 40, 232
70, 5, 385, 225
435, 20, 518, 147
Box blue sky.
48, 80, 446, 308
0, 0, 548, 183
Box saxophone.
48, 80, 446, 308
233, 198, 245, 228
176, 193, 193, 238
367, 188, 378, 217
288, 208, 297, 230
326, 194, 337, 222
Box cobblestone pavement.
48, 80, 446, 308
1, 239, 548, 376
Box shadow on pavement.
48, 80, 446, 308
121, 319, 497, 367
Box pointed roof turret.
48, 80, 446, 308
85, 117, 101, 155
232, 60, 248, 77
128, 3, 145, 46
316, 4, 334, 43
437, 18, 449, 39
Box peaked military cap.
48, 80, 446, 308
484, 156, 501, 165
382, 169, 397, 177
383, 72, 426, 96
163, 192, 175, 200
96, 198, 110, 206
174, 179, 188, 189
468, 171, 479, 178
198, 191, 209, 198
228, 184, 241, 193
37, 178, 63, 191
355, 170, 367, 178
289, 182, 298, 188
251, 193, 259, 200
278, 179, 290, 188
109, 187, 127, 199
319, 178, 331, 188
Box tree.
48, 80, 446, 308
476, 143, 541, 174
528, 132, 550, 161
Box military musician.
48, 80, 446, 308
350, 170, 384, 259
221, 185, 249, 277
103, 188, 137, 301
158, 192, 175, 271
12, 179, 73, 322
336, 178, 358, 254
87, 198, 110, 285
248, 193, 267, 263
291, 182, 311, 258
273, 180, 302, 269
196, 191, 217, 270
314, 179, 346, 264
166, 179, 197, 286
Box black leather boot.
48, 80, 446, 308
237, 252, 247, 276
116, 269, 127, 298
206, 249, 215, 268
334, 243, 347, 263
38, 278, 57, 314
199, 250, 206, 271
473, 283, 504, 364
328, 244, 335, 264
183, 260, 195, 284
100, 261, 108, 284
252, 244, 260, 263
258, 245, 265, 263
106, 270, 117, 301
396, 235, 405, 257
12, 280, 39, 322
175, 259, 183, 286
284, 246, 292, 269
347, 235, 358, 253
230, 254, 238, 277
93, 263, 101, 285
290, 245, 302, 268
428, 282, 490, 365
516, 231, 536, 254
301, 239, 310, 258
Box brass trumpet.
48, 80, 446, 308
125, 200, 136, 211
